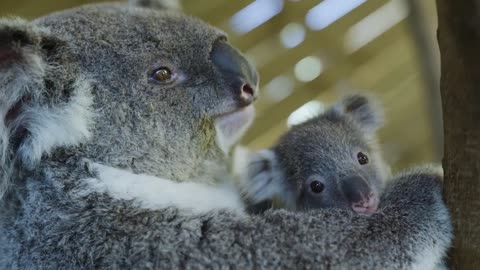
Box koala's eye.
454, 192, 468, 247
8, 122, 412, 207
310, 181, 325, 193
357, 152, 369, 165
151, 67, 173, 83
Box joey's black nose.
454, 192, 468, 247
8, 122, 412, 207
340, 176, 379, 215
210, 39, 259, 106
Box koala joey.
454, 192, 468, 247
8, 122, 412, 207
237, 94, 391, 215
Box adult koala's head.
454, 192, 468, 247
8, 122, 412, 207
0, 0, 259, 197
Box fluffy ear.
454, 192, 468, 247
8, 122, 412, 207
129, 0, 182, 10
0, 19, 93, 198
0, 18, 45, 198
1, 18, 47, 164
245, 149, 277, 187
333, 93, 384, 133
233, 147, 276, 183
233, 147, 284, 204
0, 18, 45, 93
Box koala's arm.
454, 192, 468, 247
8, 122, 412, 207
83, 162, 245, 214
3, 166, 451, 269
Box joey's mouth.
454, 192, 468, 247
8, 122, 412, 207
214, 104, 256, 154
351, 193, 379, 216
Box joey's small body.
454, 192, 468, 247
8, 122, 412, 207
238, 94, 391, 214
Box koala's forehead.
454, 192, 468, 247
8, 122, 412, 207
275, 117, 369, 169
283, 118, 367, 150
34, 4, 223, 65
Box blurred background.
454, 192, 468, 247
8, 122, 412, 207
0, 0, 442, 173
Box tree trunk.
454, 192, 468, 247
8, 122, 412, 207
436, 0, 480, 268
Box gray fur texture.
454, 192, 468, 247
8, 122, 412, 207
0, 1, 452, 269
0, 164, 452, 269
0, 0, 242, 192
129, 0, 182, 10
238, 94, 390, 214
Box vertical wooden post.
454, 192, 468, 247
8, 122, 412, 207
436, 0, 480, 268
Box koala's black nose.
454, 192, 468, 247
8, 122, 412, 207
210, 39, 259, 107
340, 176, 379, 215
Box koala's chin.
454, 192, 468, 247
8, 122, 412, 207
214, 105, 256, 155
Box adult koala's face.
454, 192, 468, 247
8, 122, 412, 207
0, 1, 259, 183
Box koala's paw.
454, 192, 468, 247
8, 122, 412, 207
77, 161, 135, 199
71, 159, 105, 197
380, 163, 445, 212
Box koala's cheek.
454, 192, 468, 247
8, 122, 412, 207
214, 105, 255, 154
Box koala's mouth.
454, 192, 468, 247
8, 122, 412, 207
351, 192, 379, 215
214, 104, 256, 155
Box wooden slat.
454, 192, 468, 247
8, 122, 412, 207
243, 22, 409, 143
245, 57, 419, 149
250, 0, 388, 85
184, 1, 253, 27
247, 71, 435, 172
0, 0, 30, 16
3, 0, 100, 19
0, 0, 438, 171
245, 62, 421, 150
229, 0, 320, 50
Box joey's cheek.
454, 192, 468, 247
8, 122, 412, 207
300, 196, 325, 210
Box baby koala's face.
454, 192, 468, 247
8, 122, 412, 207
237, 94, 390, 215
272, 116, 387, 214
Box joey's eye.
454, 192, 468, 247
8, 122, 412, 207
310, 181, 325, 193
151, 67, 173, 82
357, 152, 369, 165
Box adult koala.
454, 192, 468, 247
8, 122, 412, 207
0, 1, 451, 269
0, 0, 259, 198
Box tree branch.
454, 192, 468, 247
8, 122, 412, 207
436, 0, 480, 268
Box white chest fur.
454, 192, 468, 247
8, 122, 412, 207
83, 162, 245, 215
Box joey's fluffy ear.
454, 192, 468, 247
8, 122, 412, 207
0, 18, 93, 198
233, 147, 276, 180
333, 93, 384, 133
245, 149, 277, 181
129, 0, 182, 10
233, 147, 281, 199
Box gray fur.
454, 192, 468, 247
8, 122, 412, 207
0, 2, 451, 269
333, 93, 384, 135
0, 2, 235, 190
239, 94, 390, 213
129, 0, 182, 10
0, 164, 452, 269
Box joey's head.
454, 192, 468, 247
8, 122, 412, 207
241, 94, 390, 215
0, 0, 258, 197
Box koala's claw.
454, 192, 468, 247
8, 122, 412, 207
81, 158, 99, 177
